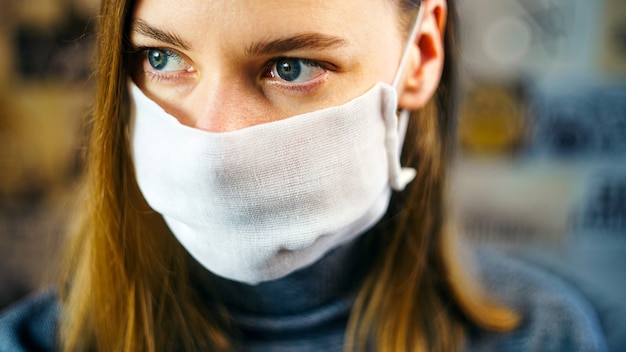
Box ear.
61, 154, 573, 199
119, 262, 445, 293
397, 0, 447, 110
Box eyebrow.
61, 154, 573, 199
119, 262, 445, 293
245, 33, 348, 56
131, 19, 191, 50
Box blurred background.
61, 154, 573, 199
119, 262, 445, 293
0, 0, 96, 306
0, 0, 624, 350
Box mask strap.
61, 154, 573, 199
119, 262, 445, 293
392, 3, 425, 91
388, 4, 425, 191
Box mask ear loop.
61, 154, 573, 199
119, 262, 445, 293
392, 2, 425, 91
388, 3, 425, 191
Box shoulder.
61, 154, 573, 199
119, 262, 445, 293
0, 291, 58, 352
465, 248, 607, 352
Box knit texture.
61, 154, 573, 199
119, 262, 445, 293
0, 240, 607, 351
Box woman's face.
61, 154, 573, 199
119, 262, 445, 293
130, 0, 408, 132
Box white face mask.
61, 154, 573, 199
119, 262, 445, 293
129, 6, 424, 285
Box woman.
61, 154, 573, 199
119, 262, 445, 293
0, 0, 606, 351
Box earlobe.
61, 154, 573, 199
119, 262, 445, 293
397, 0, 447, 111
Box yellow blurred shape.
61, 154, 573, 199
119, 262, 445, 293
458, 85, 527, 155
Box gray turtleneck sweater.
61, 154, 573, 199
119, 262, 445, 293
0, 233, 608, 351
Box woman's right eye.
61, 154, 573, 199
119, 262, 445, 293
143, 48, 193, 74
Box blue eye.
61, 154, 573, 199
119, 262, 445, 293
276, 58, 301, 81
271, 58, 325, 83
146, 49, 188, 72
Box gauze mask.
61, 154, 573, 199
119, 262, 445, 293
129, 6, 424, 285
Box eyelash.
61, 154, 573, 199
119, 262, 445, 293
262, 57, 333, 92
129, 46, 195, 83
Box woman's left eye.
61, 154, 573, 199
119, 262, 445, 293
268, 58, 326, 83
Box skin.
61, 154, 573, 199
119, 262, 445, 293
130, 0, 447, 132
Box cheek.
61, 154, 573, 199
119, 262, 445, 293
370, 40, 405, 85
133, 79, 194, 125
361, 61, 399, 88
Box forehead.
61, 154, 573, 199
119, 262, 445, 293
131, 0, 400, 48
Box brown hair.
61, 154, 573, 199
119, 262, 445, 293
347, 2, 519, 351
58, 0, 518, 351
